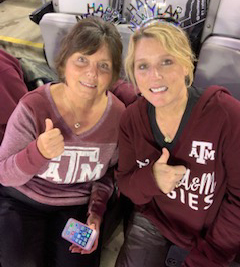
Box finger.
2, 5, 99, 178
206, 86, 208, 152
42, 131, 63, 150
50, 145, 64, 157
70, 247, 83, 253
91, 238, 99, 252
46, 128, 62, 138
69, 244, 78, 250
172, 165, 187, 175
81, 249, 92, 255
45, 118, 54, 132
81, 238, 98, 254
51, 145, 64, 154
156, 147, 170, 164
175, 180, 181, 188
42, 141, 64, 159
45, 134, 64, 147
88, 223, 96, 230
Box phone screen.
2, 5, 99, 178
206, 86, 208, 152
64, 220, 94, 248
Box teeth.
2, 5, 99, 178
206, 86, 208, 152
80, 81, 96, 88
150, 87, 167, 93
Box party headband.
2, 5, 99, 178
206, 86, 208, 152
75, 2, 180, 28
74, 1, 207, 33
127, 0, 183, 32
75, 2, 125, 25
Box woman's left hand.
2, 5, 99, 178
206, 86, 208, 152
69, 213, 101, 254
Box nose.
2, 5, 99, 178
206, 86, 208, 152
86, 64, 97, 79
151, 67, 163, 79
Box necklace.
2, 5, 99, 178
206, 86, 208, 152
164, 135, 172, 143
74, 122, 81, 129
70, 105, 81, 129
64, 93, 81, 129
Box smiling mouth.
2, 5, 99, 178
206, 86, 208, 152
80, 81, 97, 88
149, 86, 168, 93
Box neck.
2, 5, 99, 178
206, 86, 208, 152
62, 83, 108, 131
63, 84, 106, 112
50, 83, 108, 132
155, 89, 189, 143
155, 89, 188, 120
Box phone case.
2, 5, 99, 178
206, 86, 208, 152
165, 245, 189, 267
61, 218, 97, 250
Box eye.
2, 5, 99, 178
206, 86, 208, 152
138, 63, 148, 70
77, 56, 86, 63
162, 59, 173, 66
99, 62, 112, 73
99, 62, 110, 70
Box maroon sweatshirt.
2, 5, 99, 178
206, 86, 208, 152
111, 79, 138, 107
0, 49, 28, 143
116, 86, 240, 266
0, 83, 125, 218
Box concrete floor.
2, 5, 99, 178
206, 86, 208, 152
0, 0, 44, 59
0, 0, 124, 266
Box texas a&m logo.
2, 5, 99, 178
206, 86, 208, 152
38, 146, 104, 183
189, 141, 215, 164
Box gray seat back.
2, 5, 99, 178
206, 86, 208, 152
51, 0, 110, 14
39, 13, 77, 71
194, 0, 240, 100
194, 36, 240, 100
39, 13, 130, 74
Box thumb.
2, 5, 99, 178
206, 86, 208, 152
45, 118, 54, 132
157, 147, 170, 164
89, 223, 96, 230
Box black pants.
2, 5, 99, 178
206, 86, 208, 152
115, 212, 174, 267
0, 186, 102, 267
115, 212, 240, 267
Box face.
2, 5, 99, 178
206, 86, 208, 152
64, 44, 113, 101
134, 37, 188, 109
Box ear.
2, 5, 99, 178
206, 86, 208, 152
183, 66, 189, 77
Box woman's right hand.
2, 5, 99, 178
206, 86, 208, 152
69, 213, 101, 254
37, 118, 64, 159
152, 148, 186, 194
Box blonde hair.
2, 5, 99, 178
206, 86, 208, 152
125, 22, 196, 88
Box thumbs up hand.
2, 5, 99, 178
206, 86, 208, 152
37, 118, 64, 159
153, 148, 186, 194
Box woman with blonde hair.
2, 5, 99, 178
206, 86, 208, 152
115, 19, 240, 267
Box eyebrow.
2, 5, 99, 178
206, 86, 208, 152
75, 52, 112, 62
135, 54, 174, 63
99, 59, 112, 63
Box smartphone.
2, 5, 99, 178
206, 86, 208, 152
61, 218, 97, 251
165, 245, 189, 267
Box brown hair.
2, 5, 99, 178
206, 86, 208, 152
55, 16, 122, 85
125, 22, 196, 88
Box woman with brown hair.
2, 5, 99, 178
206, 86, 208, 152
0, 16, 124, 267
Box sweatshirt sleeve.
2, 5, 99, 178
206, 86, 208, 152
0, 64, 28, 143
115, 110, 163, 205
88, 147, 118, 218
111, 79, 138, 107
184, 95, 240, 267
0, 102, 49, 186
88, 165, 115, 219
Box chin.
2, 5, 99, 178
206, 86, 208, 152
146, 97, 165, 108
